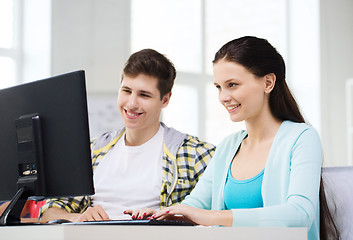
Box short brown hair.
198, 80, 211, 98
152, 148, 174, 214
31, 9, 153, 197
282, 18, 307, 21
122, 49, 176, 99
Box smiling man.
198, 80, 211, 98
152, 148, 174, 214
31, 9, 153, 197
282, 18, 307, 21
39, 49, 216, 223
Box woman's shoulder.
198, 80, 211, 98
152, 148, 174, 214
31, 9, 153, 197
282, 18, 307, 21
281, 120, 318, 135
277, 120, 321, 146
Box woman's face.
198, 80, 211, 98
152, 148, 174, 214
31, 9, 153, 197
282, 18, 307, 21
213, 59, 270, 123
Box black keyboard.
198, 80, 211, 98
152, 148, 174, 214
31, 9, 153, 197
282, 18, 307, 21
69, 219, 194, 226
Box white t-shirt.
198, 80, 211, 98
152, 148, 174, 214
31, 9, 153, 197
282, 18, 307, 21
91, 125, 164, 219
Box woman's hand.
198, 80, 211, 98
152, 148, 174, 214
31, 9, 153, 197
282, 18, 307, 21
124, 208, 157, 220
152, 204, 233, 227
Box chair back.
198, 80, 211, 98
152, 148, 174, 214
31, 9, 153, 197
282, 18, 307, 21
322, 166, 353, 240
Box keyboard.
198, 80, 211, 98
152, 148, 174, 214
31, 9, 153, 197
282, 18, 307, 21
68, 219, 194, 226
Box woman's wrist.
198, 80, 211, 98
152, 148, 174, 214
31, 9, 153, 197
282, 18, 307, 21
210, 210, 233, 227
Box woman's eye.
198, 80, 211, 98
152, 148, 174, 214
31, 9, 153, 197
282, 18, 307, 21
229, 83, 237, 87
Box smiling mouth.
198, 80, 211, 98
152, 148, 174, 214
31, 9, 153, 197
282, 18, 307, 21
124, 109, 143, 119
226, 104, 241, 112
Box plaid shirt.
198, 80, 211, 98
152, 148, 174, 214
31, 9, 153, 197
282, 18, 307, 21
39, 124, 215, 218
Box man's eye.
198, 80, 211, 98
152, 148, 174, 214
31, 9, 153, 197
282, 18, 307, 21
141, 94, 151, 98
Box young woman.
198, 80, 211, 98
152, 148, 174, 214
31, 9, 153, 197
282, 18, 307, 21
152, 36, 338, 240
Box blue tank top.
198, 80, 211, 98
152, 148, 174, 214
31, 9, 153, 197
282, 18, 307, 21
224, 167, 264, 210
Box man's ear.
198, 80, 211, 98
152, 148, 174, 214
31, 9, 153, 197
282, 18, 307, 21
161, 92, 172, 108
264, 73, 276, 94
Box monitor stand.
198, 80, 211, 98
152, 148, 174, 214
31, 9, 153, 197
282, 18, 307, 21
0, 187, 30, 225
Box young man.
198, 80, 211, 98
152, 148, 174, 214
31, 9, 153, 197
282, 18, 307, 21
39, 49, 215, 222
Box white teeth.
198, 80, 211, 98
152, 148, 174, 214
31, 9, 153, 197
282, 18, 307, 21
126, 111, 139, 116
226, 104, 240, 110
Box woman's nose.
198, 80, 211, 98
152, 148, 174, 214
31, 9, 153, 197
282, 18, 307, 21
219, 90, 231, 103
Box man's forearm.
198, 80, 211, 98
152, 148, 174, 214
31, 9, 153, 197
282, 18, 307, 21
40, 207, 80, 223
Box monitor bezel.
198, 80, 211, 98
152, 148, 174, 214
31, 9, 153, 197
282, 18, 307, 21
0, 70, 94, 225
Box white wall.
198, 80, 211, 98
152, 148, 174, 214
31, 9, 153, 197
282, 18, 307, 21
51, 0, 130, 94
21, 0, 51, 83
286, 0, 320, 131
20, 0, 353, 166
48, 0, 131, 137
320, 0, 353, 166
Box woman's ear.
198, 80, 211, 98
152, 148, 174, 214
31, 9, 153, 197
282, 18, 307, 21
264, 73, 276, 94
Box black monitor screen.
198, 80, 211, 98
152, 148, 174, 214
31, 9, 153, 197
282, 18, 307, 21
0, 70, 94, 224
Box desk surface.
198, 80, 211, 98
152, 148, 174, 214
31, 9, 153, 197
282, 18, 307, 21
0, 225, 307, 240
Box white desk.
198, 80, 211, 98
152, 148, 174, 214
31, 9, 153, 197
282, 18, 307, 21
0, 225, 307, 240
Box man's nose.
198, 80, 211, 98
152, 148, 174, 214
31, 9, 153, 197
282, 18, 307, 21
127, 94, 138, 109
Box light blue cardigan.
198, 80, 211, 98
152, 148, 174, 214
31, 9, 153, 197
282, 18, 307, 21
183, 121, 321, 240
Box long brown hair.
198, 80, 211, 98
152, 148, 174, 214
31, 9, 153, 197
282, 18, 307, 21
213, 36, 339, 240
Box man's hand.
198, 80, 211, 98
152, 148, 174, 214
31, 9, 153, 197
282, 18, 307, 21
75, 205, 110, 222
40, 205, 110, 223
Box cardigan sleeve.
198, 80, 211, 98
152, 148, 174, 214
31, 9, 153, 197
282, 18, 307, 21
182, 131, 245, 210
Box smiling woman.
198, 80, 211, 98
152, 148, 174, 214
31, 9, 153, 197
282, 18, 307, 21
151, 36, 339, 240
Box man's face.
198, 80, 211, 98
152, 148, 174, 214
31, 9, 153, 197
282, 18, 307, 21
118, 74, 170, 132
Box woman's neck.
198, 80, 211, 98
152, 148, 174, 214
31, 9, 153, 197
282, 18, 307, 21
244, 114, 282, 145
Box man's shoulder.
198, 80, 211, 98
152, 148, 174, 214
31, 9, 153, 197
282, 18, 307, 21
91, 128, 125, 151
161, 123, 215, 157
182, 134, 216, 150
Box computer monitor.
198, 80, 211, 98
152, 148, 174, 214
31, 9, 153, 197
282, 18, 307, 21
0, 70, 94, 225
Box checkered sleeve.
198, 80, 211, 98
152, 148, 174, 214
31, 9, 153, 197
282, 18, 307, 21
168, 136, 215, 205
39, 195, 90, 219
192, 140, 216, 181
